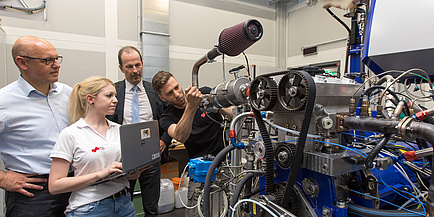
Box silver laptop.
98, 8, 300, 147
93, 120, 161, 185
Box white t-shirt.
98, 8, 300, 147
50, 118, 129, 213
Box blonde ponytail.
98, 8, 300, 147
68, 76, 115, 124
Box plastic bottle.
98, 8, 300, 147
175, 187, 188, 208
158, 178, 174, 214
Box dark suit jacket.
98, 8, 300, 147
107, 79, 171, 164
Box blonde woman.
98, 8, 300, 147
48, 76, 140, 217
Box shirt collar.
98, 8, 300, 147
17, 76, 58, 96
76, 118, 118, 129
125, 80, 144, 92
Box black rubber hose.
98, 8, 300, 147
344, 41, 350, 75
326, 8, 351, 34
227, 172, 254, 217
364, 86, 399, 105
325, 8, 350, 75
364, 133, 391, 169
252, 108, 274, 195
203, 145, 235, 217
243, 186, 261, 199
348, 204, 424, 217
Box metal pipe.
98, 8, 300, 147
140, 30, 170, 37
415, 147, 434, 158
230, 112, 252, 132
342, 117, 400, 135
192, 46, 221, 87
0, 0, 45, 11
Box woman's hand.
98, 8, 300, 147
97, 161, 123, 180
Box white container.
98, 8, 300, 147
175, 187, 188, 208
158, 178, 174, 214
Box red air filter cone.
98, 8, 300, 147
218, 19, 263, 57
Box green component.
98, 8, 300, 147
133, 194, 144, 217
133, 181, 144, 216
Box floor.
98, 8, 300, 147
160, 207, 185, 217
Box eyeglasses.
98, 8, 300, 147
20, 55, 63, 65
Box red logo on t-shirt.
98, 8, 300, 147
201, 112, 206, 117
91, 147, 100, 152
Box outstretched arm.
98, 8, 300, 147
48, 158, 123, 195
219, 107, 234, 120
167, 86, 202, 143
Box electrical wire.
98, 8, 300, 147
364, 75, 376, 85
307, 139, 368, 158
353, 70, 406, 98
342, 131, 378, 142
372, 152, 425, 204
262, 118, 322, 139
204, 111, 225, 128
366, 178, 426, 210
405, 85, 432, 103
230, 199, 280, 217
349, 188, 425, 216
410, 73, 434, 86
222, 54, 226, 83
394, 161, 422, 196
222, 117, 228, 147
372, 168, 426, 215
404, 161, 432, 177
380, 69, 433, 103
179, 164, 199, 210
416, 172, 429, 191
211, 170, 265, 195
242, 52, 251, 79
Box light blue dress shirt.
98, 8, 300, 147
0, 76, 72, 174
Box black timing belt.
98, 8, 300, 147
280, 70, 316, 210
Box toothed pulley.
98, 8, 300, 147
275, 143, 297, 170
278, 71, 309, 111
249, 76, 278, 111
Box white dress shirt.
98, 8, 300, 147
0, 76, 71, 174
123, 80, 153, 125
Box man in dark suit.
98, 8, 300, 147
107, 46, 171, 216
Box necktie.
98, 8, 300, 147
132, 86, 139, 123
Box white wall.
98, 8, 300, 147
0, 0, 353, 89
168, 0, 276, 89
0, 0, 139, 88
286, 1, 350, 71
0, 0, 281, 90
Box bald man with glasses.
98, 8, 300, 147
0, 36, 72, 216
19, 55, 63, 65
